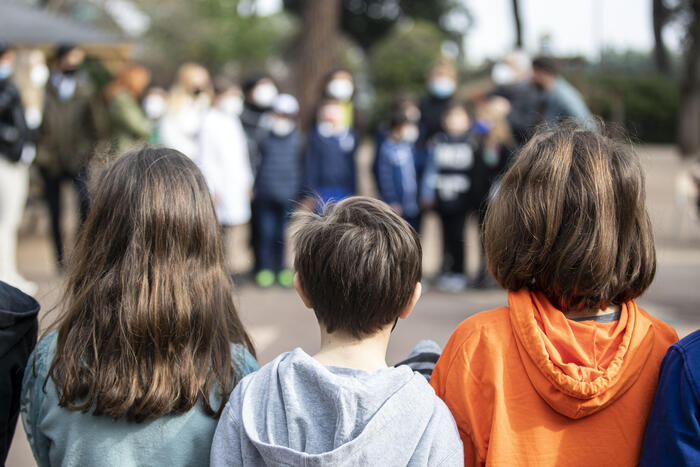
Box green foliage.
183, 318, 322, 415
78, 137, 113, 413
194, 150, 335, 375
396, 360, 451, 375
586, 73, 679, 143
368, 20, 444, 117
136, 0, 297, 80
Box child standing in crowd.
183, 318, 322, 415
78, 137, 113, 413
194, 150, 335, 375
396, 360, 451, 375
22, 148, 258, 467
211, 197, 463, 466
253, 94, 302, 288
422, 102, 486, 292
197, 83, 253, 274
376, 110, 420, 230
303, 98, 357, 207
431, 125, 678, 465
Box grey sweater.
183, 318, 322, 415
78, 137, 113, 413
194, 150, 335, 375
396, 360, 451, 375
210, 348, 463, 466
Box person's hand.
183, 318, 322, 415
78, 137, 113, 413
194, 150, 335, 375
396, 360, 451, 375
390, 203, 403, 216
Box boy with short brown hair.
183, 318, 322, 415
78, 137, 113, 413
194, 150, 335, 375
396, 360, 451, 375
211, 196, 463, 466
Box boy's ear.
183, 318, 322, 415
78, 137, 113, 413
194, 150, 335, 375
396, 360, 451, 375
293, 273, 313, 309
399, 282, 422, 320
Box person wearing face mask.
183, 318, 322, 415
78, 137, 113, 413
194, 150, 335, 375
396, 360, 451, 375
421, 102, 490, 292
0, 43, 37, 295
36, 43, 102, 268
104, 64, 152, 156
375, 109, 420, 230
303, 98, 357, 210
419, 59, 458, 146
240, 74, 278, 170
197, 82, 252, 274
159, 63, 213, 160
531, 56, 593, 128
141, 86, 168, 144
252, 94, 302, 288
323, 69, 355, 129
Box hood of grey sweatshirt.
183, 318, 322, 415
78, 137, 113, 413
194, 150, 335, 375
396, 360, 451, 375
211, 348, 463, 466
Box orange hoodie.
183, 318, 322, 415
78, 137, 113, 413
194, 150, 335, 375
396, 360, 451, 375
431, 289, 678, 466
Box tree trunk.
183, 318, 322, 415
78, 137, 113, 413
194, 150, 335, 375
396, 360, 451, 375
297, 0, 341, 131
679, 0, 700, 156
511, 0, 523, 48
653, 0, 671, 75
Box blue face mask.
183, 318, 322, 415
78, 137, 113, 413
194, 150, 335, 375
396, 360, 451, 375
0, 63, 13, 80
429, 77, 456, 98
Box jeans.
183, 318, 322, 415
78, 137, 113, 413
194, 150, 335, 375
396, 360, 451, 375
39, 167, 90, 265
0, 157, 30, 289
253, 198, 294, 273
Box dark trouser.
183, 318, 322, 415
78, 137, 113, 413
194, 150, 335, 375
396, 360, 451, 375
439, 209, 468, 275
40, 167, 90, 265
253, 198, 293, 273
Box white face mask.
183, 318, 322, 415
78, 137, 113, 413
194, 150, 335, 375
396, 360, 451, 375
57, 76, 77, 100
0, 63, 13, 80
327, 79, 354, 101
401, 124, 419, 144
271, 116, 296, 137
491, 62, 516, 86
252, 83, 278, 109
143, 94, 166, 120
428, 77, 456, 98
30, 65, 49, 88
219, 95, 244, 116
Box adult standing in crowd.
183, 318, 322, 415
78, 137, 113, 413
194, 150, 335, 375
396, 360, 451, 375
419, 59, 458, 145
159, 63, 212, 160
104, 64, 152, 155
36, 44, 101, 268
491, 50, 542, 149
531, 56, 593, 128
0, 44, 36, 294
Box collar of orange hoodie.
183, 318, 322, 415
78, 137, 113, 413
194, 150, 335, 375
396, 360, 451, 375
509, 288, 656, 419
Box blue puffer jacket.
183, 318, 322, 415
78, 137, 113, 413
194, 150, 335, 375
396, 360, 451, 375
640, 329, 700, 466
303, 126, 357, 201
254, 129, 303, 203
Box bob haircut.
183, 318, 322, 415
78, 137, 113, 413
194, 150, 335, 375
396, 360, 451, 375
45, 147, 255, 422
484, 123, 655, 311
293, 196, 422, 338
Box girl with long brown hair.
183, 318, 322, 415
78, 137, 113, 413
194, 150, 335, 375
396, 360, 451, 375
21, 147, 257, 466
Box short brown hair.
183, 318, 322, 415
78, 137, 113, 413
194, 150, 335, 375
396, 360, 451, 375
484, 124, 655, 311
46, 147, 254, 422
293, 196, 422, 338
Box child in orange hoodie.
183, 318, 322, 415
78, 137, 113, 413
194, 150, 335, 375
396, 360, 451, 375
431, 124, 678, 466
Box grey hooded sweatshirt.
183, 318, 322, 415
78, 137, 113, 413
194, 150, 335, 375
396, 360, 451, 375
210, 348, 463, 466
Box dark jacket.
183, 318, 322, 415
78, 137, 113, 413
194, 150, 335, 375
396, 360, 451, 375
493, 80, 544, 147
36, 72, 102, 176
0, 281, 39, 464
0, 78, 29, 163
641, 329, 700, 466
418, 94, 450, 148
304, 126, 357, 200
423, 131, 490, 213
254, 129, 303, 203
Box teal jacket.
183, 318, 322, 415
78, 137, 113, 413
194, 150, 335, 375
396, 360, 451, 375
21, 331, 258, 467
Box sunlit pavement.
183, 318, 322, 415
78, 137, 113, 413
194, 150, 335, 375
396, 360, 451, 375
7, 144, 700, 466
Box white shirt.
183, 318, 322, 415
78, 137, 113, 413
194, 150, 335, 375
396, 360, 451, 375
197, 108, 253, 226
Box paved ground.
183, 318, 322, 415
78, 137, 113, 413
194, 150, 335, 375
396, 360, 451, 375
6, 144, 700, 466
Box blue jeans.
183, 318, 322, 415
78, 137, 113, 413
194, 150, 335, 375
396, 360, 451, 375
253, 199, 294, 272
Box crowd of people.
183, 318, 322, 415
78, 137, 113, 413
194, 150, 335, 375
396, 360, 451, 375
0, 42, 597, 297
5, 40, 700, 467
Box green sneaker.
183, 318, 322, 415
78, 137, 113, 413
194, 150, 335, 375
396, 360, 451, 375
255, 269, 275, 288
277, 269, 294, 288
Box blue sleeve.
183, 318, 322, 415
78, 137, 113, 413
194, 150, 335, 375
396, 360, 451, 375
231, 344, 259, 379
640, 347, 700, 466
21, 333, 55, 467
377, 144, 399, 205
304, 132, 321, 195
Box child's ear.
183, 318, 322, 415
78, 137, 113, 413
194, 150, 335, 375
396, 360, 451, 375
399, 282, 422, 320
293, 273, 313, 309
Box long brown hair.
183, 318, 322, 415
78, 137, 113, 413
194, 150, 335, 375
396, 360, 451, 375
484, 123, 656, 311
45, 147, 255, 422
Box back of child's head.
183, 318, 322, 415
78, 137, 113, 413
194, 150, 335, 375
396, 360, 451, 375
293, 196, 422, 338
49, 147, 254, 422
484, 123, 655, 311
